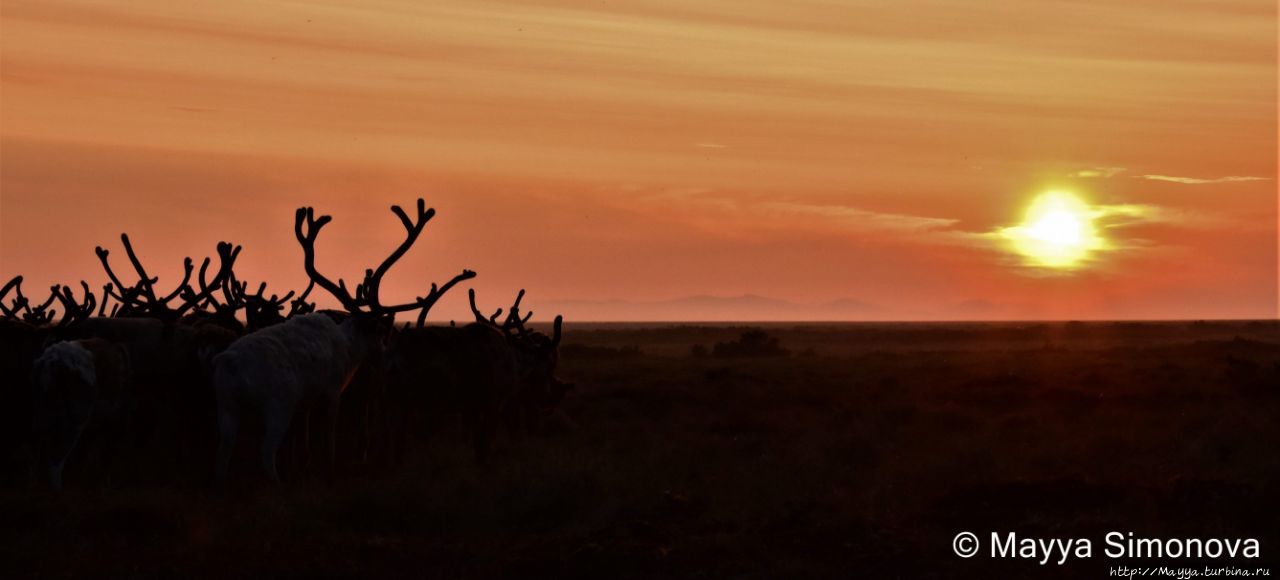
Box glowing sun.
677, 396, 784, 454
1002, 191, 1103, 268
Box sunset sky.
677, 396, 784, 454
2, 0, 1276, 321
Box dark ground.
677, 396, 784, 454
3, 320, 1278, 579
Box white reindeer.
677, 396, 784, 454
213, 199, 474, 483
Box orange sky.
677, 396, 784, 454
1, 0, 1276, 321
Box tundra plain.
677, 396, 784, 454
3, 320, 1278, 578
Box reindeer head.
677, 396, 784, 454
469, 288, 569, 407
294, 198, 477, 353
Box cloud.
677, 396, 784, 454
757, 201, 960, 233
1136, 174, 1269, 184
1071, 168, 1269, 184
624, 185, 963, 240
1074, 167, 1126, 178
1092, 203, 1172, 224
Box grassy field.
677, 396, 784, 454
3, 321, 1278, 578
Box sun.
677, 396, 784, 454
1001, 191, 1103, 268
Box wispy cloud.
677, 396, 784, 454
622, 185, 971, 245
1136, 174, 1269, 184
1074, 167, 1126, 178
757, 202, 960, 233
1071, 168, 1270, 184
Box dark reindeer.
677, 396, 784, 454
213, 199, 474, 483
380, 288, 567, 463
55, 240, 242, 485
1, 278, 99, 486
468, 289, 571, 437
31, 337, 131, 489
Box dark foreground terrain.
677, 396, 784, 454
3, 320, 1278, 578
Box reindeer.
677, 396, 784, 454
379, 289, 567, 463
381, 319, 517, 463
467, 289, 572, 437
51, 240, 243, 485
31, 337, 131, 489
213, 199, 474, 483
0, 278, 98, 485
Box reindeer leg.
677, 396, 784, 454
260, 412, 289, 485
501, 402, 522, 439
473, 405, 498, 464
360, 402, 371, 464
259, 394, 298, 485
215, 407, 238, 486
299, 408, 312, 472
327, 396, 342, 478
49, 453, 68, 491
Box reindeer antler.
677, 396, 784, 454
98, 235, 237, 320
287, 279, 317, 318
469, 288, 501, 324
296, 198, 474, 320
0, 276, 25, 319
364, 199, 434, 311
295, 206, 360, 311
2, 278, 54, 324
468, 288, 563, 348
97, 283, 113, 317
52, 281, 96, 327
469, 288, 534, 336
185, 253, 236, 317
17, 284, 62, 326
412, 269, 477, 326
173, 241, 239, 318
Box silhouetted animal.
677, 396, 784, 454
1, 278, 100, 485
30, 338, 131, 489
381, 290, 568, 461
213, 199, 474, 483
383, 323, 519, 462
468, 289, 570, 438
214, 313, 385, 482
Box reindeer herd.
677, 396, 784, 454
1, 199, 570, 489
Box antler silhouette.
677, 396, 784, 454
98, 235, 239, 320
295, 206, 359, 311
286, 279, 317, 318
469, 288, 563, 347
295, 198, 474, 319
52, 281, 96, 327
0, 277, 60, 325
469, 288, 533, 336
19, 284, 61, 326
412, 269, 477, 326
0, 276, 25, 319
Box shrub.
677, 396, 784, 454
711, 329, 789, 358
